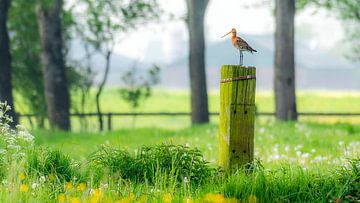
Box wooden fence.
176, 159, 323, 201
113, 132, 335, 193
18, 111, 360, 131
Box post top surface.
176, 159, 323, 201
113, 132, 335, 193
221, 65, 256, 69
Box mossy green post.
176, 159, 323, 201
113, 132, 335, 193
219, 65, 256, 172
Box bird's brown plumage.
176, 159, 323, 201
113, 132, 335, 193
232, 36, 257, 53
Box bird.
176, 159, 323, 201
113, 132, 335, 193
221, 28, 257, 66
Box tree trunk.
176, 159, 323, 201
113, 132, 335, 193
36, 0, 71, 130
186, 0, 209, 124
95, 51, 111, 131
274, 0, 298, 121
0, 0, 18, 127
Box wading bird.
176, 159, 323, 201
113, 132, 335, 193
221, 28, 257, 66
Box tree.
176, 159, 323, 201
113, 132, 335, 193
78, 0, 161, 131
0, 0, 18, 127
274, 0, 298, 121
9, 0, 46, 128
36, 0, 71, 130
186, 0, 210, 124
119, 64, 160, 127
67, 43, 95, 131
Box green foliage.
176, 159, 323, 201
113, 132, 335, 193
297, 0, 360, 20
0, 112, 359, 201
222, 160, 360, 202
9, 0, 46, 125
36, 0, 59, 10
137, 144, 215, 185
338, 158, 360, 202
119, 65, 161, 109
9, 0, 80, 126
89, 144, 215, 185
26, 148, 78, 183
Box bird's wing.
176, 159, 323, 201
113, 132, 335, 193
236, 37, 257, 52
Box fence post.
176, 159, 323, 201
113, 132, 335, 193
219, 65, 256, 172
107, 113, 112, 131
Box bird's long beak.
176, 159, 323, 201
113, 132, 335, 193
221, 31, 232, 38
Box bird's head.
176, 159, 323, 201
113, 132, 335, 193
221, 28, 237, 38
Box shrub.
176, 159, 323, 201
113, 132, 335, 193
88, 146, 138, 182
340, 158, 360, 202
89, 144, 215, 185
137, 144, 214, 185
26, 148, 79, 183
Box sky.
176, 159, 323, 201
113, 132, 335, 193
113, 0, 345, 62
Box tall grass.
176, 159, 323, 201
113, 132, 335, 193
2, 94, 360, 202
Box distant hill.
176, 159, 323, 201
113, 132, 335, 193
69, 34, 360, 90
162, 33, 360, 90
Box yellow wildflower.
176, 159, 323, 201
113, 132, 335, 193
90, 188, 102, 203
168, 138, 174, 144
77, 182, 87, 191
20, 184, 29, 192
117, 193, 135, 203
19, 173, 27, 180
58, 193, 66, 203
203, 193, 225, 203
162, 193, 172, 203
70, 197, 81, 203
128, 193, 135, 200
226, 198, 240, 203
92, 188, 102, 197
65, 182, 73, 190
139, 195, 147, 203
248, 195, 257, 203
183, 197, 193, 203
48, 173, 55, 181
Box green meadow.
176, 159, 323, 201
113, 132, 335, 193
1, 90, 359, 202
17, 89, 360, 131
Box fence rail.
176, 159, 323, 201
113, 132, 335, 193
19, 112, 360, 117
18, 112, 360, 130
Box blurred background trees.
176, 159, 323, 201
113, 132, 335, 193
76, 0, 162, 131
274, 0, 297, 121
36, 0, 71, 130
0, 0, 18, 127
186, 0, 210, 124
1, 0, 359, 130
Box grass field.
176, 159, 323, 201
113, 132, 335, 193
1, 121, 358, 202
17, 90, 360, 131
81, 89, 360, 113
2, 90, 360, 202
34, 121, 360, 167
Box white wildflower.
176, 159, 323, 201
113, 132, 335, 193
301, 153, 310, 158
32, 183, 39, 190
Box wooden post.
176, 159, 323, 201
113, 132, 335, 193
107, 113, 112, 131
219, 65, 256, 172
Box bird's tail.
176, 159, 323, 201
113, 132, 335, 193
247, 45, 257, 53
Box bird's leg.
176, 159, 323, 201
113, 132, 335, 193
239, 50, 242, 66
240, 50, 243, 66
